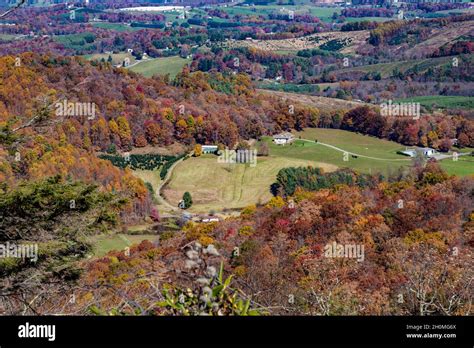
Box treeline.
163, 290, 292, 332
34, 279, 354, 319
340, 106, 474, 150
7, 53, 474, 154
417, 3, 471, 13
273, 167, 380, 196
341, 8, 393, 18
369, 14, 474, 46
192, 45, 342, 83
432, 41, 474, 57
0, 53, 322, 155
341, 20, 379, 32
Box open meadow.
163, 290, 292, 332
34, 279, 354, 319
162, 154, 336, 213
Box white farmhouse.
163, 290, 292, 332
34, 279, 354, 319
273, 132, 294, 145
400, 147, 436, 158
421, 147, 436, 157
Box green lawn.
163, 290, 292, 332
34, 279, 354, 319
0, 34, 19, 42
54, 32, 98, 51
83, 52, 136, 66
344, 16, 394, 23
220, 5, 340, 22
132, 169, 162, 196
339, 56, 450, 79
272, 128, 411, 175
439, 156, 474, 176
90, 234, 158, 257
395, 96, 474, 110
90, 22, 142, 32
293, 128, 407, 159
163, 129, 413, 213
129, 56, 191, 78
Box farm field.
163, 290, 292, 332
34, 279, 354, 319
338, 56, 451, 79
257, 89, 364, 111
90, 233, 158, 257
162, 154, 337, 213
266, 132, 410, 176
226, 30, 369, 54
129, 56, 191, 78
219, 5, 340, 23
83, 52, 136, 66
90, 22, 142, 32
439, 156, 474, 176
256, 81, 321, 95
54, 32, 97, 51
403, 20, 474, 57
162, 128, 415, 213
395, 96, 474, 110
0, 34, 19, 42
132, 169, 161, 195
293, 128, 408, 160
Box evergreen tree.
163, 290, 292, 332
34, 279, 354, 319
183, 191, 193, 209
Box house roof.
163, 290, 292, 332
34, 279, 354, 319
273, 132, 294, 139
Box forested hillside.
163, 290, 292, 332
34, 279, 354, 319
0, 1, 472, 319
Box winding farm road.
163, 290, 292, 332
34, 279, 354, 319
300, 138, 468, 162
155, 154, 189, 213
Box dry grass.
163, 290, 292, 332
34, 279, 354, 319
162, 155, 337, 213
225, 30, 369, 54
258, 89, 366, 112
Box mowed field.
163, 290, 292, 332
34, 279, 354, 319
226, 30, 369, 55
84, 54, 191, 78
258, 89, 365, 112
162, 155, 337, 213
90, 22, 142, 32
141, 128, 471, 214
439, 156, 474, 176
162, 129, 414, 212
89, 233, 158, 257
395, 96, 474, 110
129, 56, 191, 78
133, 169, 161, 194
83, 52, 136, 66
220, 5, 340, 23
269, 128, 411, 175
338, 56, 451, 79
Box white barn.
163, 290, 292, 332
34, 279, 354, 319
202, 145, 218, 154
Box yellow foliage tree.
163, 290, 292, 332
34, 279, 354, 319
194, 144, 202, 157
